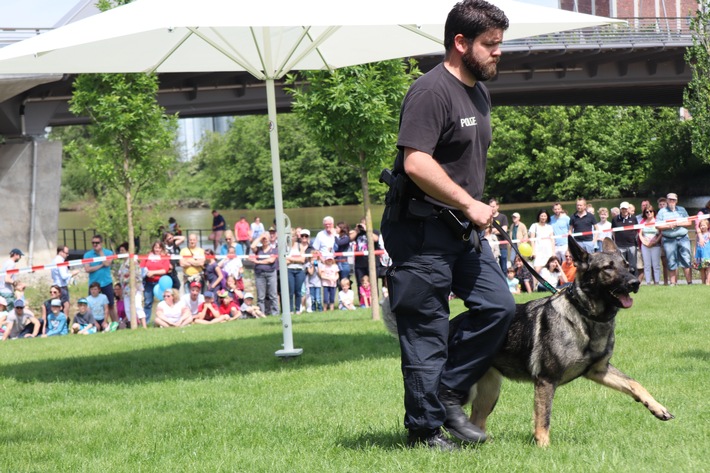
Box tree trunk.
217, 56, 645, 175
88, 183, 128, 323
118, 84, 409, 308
360, 152, 380, 321
125, 162, 138, 330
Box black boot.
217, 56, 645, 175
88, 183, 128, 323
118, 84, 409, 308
439, 388, 487, 444
406, 428, 459, 451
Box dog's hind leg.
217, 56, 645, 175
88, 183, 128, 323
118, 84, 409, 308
585, 364, 674, 421
533, 378, 557, 447
469, 368, 502, 432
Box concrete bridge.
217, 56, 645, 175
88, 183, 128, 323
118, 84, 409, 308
0, 17, 695, 265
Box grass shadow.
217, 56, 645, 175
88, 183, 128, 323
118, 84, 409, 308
677, 349, 710, 361
0, 331, 399, 385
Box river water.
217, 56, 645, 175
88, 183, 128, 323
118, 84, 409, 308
59, 197, 708, 247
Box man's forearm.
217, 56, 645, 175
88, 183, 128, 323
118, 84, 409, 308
403, 148, 492, 228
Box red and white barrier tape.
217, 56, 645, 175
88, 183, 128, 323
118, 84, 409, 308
0, 250, 387, 277
3, 214, 707, 276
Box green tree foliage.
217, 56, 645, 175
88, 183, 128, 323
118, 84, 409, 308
193, 114, 360, 208
683, 0, 710, 163
69, 72, 177, 327
486, 106, 696, 201
286, 59, 419, 320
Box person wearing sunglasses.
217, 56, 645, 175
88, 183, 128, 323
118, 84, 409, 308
83, 234, 117, 324
40, 285, 64, 336
638, 206, 662, 285
154, 288, 193, 327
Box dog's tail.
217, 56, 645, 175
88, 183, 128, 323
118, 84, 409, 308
380, 292, 399, 338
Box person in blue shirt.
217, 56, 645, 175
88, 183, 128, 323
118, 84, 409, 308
86, 282, 109, 331
550, 202, 571, 262
83, 234, 116, 324
42, 299, 67, 337
656, 192, 693, 285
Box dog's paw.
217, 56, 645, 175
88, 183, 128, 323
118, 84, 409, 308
651, 404, 674, 421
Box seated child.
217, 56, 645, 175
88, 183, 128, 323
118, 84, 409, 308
506, 267, 521, 294
216, 290, 241, 320
338, 279, 356, 310
359, 275, 372, 308
193, 291, 229, 324
240, 292, 265, 319
71, 298, 99, 334
43, 299, 68, 337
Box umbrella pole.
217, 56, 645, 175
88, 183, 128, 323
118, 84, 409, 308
266, 77, 303, 359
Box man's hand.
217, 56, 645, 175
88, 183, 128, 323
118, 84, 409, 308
463, 200, 495, 229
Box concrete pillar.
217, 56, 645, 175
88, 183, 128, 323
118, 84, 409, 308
0, 138, 62, 267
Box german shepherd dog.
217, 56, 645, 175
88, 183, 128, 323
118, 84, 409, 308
382, 236, 673, 446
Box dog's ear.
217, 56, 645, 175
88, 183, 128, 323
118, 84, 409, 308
601, 237, 619, 253
568, 235, 589, 271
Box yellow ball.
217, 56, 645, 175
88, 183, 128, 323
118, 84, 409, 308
518, 242, 533, 258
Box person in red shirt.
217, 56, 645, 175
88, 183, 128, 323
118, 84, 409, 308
141, 240, 172, 323
234, 216, 252, 255
216, 290, 240, 320
193, 291, 229, 324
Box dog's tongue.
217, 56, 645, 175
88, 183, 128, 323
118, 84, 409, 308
617, 294, 633, 308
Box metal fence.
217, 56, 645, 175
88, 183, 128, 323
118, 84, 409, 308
2, 17, 694, 49
503, 17, 693, 51
59, 228, 213, 258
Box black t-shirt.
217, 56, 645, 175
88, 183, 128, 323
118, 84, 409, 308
492, 213, 508, 238
611, 214, 637, 248
395, 63, 492, 201
570, 212, 597, 242
213, 214, 226, 232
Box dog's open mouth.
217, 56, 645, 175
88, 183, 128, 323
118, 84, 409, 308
611, 290, 634, 309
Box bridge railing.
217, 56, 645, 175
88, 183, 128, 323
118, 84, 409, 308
0, 27, 52, 47
2, 17, 694, 49
504, 17, 693, 50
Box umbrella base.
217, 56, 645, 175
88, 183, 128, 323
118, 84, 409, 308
275, 348, 304, 358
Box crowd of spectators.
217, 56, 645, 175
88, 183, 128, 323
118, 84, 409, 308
1, 196, 708, 341
501, 194, 710, 293
0, 212, 389, 340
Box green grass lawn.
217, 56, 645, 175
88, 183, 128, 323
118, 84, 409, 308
1, 285, 707, 472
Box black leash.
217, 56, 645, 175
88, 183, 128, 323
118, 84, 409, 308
491, 220, 558, 294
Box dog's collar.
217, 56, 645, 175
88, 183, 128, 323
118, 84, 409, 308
564, 283, 615, 323
564, 283, 589, 315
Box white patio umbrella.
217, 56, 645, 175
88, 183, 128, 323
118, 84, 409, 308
0, 0, 622, 357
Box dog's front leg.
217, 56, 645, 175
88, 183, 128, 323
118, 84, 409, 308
533, 378, 557, 447
585, 364, 674, 421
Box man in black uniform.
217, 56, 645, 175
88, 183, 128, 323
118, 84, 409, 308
381, 0, 515, 451
611, 201, 638, 275
569, 198, 597, 254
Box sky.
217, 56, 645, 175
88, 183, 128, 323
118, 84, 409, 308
2, 0, 90, 27
3, 0, 560, 28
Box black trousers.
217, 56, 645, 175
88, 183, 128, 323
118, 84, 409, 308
382, 213, 515, 431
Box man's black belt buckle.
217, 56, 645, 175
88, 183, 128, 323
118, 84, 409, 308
438, 208, 481, 253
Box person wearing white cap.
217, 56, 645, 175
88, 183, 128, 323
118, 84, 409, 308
286, 228, 310, 314
656, 193, 693, 285
611, 201, 639, 275
239, 292, 265, 318
43, 299, 68, 337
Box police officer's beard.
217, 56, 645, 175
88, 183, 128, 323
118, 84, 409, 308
461, 49, 498, 82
